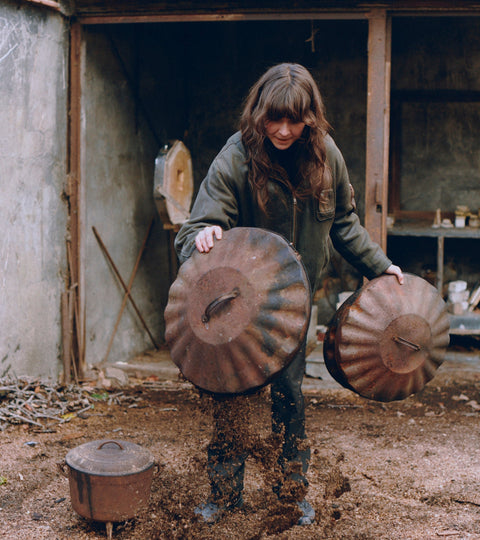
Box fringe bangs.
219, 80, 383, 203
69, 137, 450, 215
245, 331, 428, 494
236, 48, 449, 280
258, 83, 311, 124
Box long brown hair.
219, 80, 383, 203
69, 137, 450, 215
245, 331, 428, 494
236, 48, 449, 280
240, 63, 331, 213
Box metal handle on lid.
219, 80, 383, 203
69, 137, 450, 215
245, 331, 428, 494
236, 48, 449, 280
97, 440, 124, 451
392, 335, 421, 352
202, 288, 240, 323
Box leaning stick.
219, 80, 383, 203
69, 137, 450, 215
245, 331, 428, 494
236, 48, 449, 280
61, 292, 71, 384
92, 226, 159, 350
100, 217, 154, 366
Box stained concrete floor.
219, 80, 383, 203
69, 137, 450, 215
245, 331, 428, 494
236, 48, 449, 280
112, 342, 480, 393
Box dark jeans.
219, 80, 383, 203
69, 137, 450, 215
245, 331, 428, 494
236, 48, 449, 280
206, 343, 310, 506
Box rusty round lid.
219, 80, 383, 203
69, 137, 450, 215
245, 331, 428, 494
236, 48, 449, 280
164, 227, 311, 394
66, 440, 155, 476
323, 273, 450, 402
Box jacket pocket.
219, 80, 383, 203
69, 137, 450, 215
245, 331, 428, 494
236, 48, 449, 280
315, 188, 335, 221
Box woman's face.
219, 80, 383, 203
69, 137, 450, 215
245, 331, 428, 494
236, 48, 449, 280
265, 118, 305, 150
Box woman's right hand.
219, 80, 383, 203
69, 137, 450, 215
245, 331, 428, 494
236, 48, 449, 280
195, 226, 223, 253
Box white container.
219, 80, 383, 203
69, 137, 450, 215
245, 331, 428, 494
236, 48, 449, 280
448, 290, 469, 303
455, 215, 466, 228
448, 301, 469, 315
448, 280, 467, 293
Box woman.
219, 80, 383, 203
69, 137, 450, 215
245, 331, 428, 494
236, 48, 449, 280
174, 63, 403, 525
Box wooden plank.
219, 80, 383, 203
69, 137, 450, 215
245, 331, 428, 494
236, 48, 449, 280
77, 12, 369, 24
61, 292, 71, 384
387, 223, 480, 239
73, 0, 480, 25
391, 210, 455, 221
365, 8, 391, 249
437, 235, 444, 292
67, 22, 85, 377
388, 98, 401, 217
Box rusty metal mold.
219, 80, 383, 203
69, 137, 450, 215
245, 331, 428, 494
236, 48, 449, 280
165, 227, 311, 394
323, 273, 450, 402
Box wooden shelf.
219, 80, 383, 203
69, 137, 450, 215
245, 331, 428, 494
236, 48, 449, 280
388, 223, 480, 335
387, 222, 480, 326
449, 313, 480, 336
387, 221, 480, 239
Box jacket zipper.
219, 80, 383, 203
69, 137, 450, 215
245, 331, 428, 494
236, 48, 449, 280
273, 174, 298, 246
292, 194, 298, 246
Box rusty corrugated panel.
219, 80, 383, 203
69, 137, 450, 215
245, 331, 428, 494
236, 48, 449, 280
165, 227, 311, 394
323, 273, 450, 402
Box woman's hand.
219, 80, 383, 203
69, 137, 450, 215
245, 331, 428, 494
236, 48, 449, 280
384, 264, 404, 285
195, 226, 223, 253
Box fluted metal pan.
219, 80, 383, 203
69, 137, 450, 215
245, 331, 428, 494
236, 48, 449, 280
165, 227, 311, 394
323, 273, 450, 402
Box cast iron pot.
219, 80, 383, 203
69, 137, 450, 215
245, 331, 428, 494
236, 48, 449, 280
63, 439, 155, 537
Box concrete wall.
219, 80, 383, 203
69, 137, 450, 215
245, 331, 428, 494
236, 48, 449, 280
0, 3, 68, 378
392, 17, 480, 213
388, 17, 480, 286
82, 26, 168, 366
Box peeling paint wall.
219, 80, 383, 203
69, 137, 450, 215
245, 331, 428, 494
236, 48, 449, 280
0, 3, 68, 377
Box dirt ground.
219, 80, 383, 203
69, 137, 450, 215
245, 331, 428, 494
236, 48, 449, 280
1, 345, 480, 540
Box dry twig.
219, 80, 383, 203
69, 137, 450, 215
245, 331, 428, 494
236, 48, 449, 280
0, 377, 134, 431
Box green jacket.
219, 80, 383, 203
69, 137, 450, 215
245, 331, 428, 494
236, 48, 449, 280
174, 131, 391, 293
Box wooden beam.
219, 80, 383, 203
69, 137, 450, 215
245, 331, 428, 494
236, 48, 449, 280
77, 12, 369, 24
66, 21, 85, 377
71, 0, 480, 24
365, 8, 391, 250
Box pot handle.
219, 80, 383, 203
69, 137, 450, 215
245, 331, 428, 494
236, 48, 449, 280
58, 460, 69, 478
97, 440, 124, 451
202, 287, 240, 323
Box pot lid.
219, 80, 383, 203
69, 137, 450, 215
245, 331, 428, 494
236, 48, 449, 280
165, 227, 311, 394
323, 273, 450, 402
66, 440, 155, 476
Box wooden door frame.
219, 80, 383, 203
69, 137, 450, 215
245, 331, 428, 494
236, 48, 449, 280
66, 9, 392, 375
365, 9, 391, 250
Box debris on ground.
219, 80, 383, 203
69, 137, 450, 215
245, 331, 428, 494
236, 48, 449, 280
0, 377, 143, 431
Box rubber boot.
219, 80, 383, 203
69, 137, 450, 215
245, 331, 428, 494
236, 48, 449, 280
297, 499, 315, 525
194, 496, 243, 524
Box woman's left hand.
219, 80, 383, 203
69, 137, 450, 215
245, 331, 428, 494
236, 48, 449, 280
384, 264, 404, 285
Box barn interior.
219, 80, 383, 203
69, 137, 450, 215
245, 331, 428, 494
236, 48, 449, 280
75, 14, 480, 370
